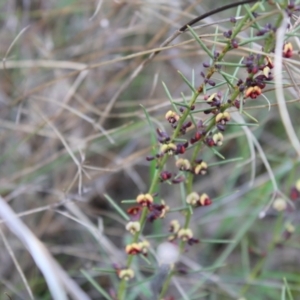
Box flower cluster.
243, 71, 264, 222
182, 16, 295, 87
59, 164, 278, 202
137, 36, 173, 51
114, 4, 299, 300
241, 54, 274, 99
186, 192, 212, 207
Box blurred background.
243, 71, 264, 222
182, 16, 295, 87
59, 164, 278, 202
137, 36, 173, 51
0, 0, 300, 299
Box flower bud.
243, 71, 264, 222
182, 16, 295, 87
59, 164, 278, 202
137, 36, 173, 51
273, 198, 287, 212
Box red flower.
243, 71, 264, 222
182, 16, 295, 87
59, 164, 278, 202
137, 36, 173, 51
245, 86, 262, 99
283, 42, 293, 58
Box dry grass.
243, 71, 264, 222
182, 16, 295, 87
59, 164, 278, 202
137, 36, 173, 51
0, 1, 300, 299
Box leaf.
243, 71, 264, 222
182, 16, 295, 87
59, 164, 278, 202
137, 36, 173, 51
104, 194, 130, 221
187, 25, 214, 59
178, 71, 197, 94
81, 269, 113, 300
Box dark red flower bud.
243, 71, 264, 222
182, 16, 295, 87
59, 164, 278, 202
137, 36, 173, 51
251, 65, 259, 74
231, 39, 238, 49
172, 176, 185, 184
176, 144, 186, 154
234, 99, 240, 109
160, 171, 172, 182
207, 79, 216, 86
206, 137, 215, 147
146, 156, 155, 161
290, 186, 300, 200
187, 238, 199, 246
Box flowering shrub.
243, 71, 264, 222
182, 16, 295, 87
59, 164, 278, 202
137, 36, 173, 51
100, 1, 300, 299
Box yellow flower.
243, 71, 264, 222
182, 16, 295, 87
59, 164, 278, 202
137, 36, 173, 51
118, 268, 135, 280
136, 193, 153, 207
273, 198, 287, 212
125, 221, 141, 234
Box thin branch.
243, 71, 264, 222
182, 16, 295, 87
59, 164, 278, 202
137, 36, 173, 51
274, 10, 300, 157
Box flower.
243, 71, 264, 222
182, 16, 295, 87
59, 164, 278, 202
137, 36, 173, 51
177, 228, 193, 241
199, 193, 212, 206
118, 268, 135, 280
186, 192, 199, 206
165, 110, 180, 123
138, 240, 150, 256
125, 240, 150, 256
263, 66, 270, 78
245, 85, 262, 99
215, 112, 231, 124
273, 198, 287, 212
212, 132, 224, 146
125, 243, 142, 255
194, 161, 208, 175
158, 203, 169, 218
161, 143, 177, 155
136, 193, 153, 207
125, 221, 141, 234
186, 192, 212, 207
206, 93, 217, 103
127, 206, 142, 216
169, 220, 181, 234
147, 200, 169, 222
265, 56, 274, 68
176, 158, 191, 171
283, 42, 293, 58
285, 222, 295, 233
